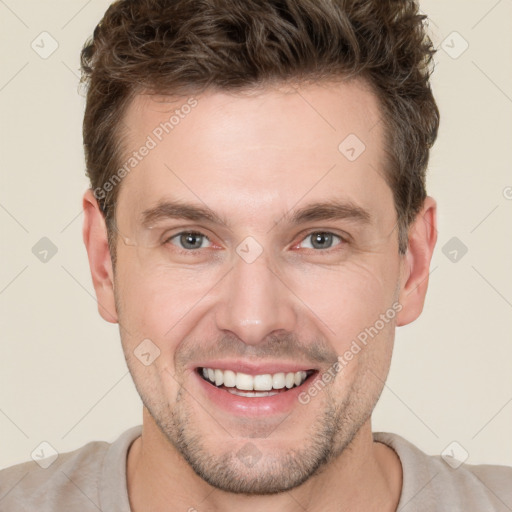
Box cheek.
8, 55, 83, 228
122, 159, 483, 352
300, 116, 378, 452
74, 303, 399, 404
114, 253, 220, 341
288, 257, 397, 344
115, 242, 399, 348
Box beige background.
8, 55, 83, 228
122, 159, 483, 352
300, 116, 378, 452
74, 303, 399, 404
1, 0, 511, 470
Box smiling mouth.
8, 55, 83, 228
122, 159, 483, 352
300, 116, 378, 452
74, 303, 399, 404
197, 367, 318, 397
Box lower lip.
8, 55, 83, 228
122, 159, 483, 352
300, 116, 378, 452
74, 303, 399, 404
194, 369, 318, 416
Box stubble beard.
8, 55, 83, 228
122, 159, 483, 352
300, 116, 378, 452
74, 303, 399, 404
139, 381, 374, 495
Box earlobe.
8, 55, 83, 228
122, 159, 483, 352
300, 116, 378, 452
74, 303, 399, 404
82, 189, 118, 324
396, 196, 437, 327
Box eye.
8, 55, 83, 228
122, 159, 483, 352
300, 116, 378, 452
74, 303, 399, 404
166, 231, 212, 251
297, 231, 344, 251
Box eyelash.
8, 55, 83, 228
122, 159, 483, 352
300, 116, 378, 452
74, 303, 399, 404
164, 230, 347, 255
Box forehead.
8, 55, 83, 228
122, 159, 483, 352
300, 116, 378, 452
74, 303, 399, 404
123, 79, 382, 153
116, 80, 393, 231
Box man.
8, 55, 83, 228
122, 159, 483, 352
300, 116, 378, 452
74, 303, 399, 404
1, 0, 510, 510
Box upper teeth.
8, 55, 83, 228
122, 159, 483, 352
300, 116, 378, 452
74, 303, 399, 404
202, 368, 308, 391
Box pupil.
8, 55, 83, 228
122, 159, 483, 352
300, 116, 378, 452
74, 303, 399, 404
312, 232, 331, 249
182, 233, 202, 249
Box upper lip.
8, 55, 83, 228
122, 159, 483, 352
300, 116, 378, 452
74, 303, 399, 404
193, 359, 318, 375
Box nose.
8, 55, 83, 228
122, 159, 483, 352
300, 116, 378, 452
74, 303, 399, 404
214, 247, 298, 346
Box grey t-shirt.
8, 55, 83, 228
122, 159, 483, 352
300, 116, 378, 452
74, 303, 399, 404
1, 425, 511, 511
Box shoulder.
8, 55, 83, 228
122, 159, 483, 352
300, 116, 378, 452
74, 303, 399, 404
374, 432, 512, 512
0, 425, 141, 512
0, 438, 109, 511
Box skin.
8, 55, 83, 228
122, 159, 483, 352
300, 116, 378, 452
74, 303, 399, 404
83, 79, 437, 512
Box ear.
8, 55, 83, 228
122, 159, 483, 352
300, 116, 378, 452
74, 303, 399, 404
82, 189, 118, 324
396, 196, 437, 327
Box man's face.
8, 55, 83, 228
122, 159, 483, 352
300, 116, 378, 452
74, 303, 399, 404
112, 80, 404, 494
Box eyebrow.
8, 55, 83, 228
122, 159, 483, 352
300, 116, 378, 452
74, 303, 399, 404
285, 200, 372, 226
140, 199, 372, 229
141, 201, 229, 228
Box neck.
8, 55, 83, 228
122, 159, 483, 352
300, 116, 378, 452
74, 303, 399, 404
127, 409, 402, 512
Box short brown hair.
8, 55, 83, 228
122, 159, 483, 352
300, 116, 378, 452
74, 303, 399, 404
80, 0, 439, 257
